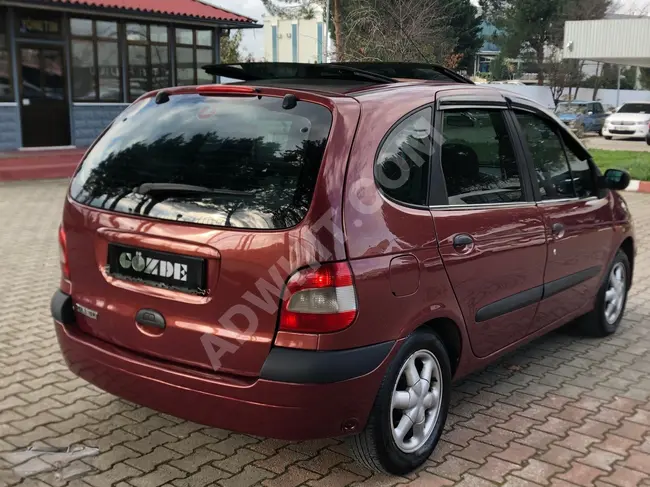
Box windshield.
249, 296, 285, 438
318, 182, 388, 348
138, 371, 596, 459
555, 103, 588, 115
617, 103, 650, 114
70, 94, 332, 230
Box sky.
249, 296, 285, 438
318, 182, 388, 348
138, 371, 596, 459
205, 0, 650, 60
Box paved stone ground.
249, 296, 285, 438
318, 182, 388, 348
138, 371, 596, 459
1, 179, 650, 487
583, 137, 650, 152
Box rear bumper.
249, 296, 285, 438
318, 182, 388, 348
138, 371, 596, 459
52, 290, 397, 440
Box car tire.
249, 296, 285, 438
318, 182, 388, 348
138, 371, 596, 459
348, 329, 451, 475
599, 128, 603, 137
605, 136, 613, 140
578, 249, 631, 337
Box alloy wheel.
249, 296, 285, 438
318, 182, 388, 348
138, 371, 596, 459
604, 262, 626, 325
389, 349, 443, 453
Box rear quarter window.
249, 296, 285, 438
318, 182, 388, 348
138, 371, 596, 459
70, 94, 332, 230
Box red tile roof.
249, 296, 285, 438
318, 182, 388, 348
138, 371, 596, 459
48, 0, 257, 24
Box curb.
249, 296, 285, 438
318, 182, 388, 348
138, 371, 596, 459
625, 180, 650, 193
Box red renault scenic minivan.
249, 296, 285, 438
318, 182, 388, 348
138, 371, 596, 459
52, 63, 634, 474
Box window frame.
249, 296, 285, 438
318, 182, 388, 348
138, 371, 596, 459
174, 27, 215, 86
69, 17, 122, 102
373, 104, 436, 209
430, 97, 535, 209
0, 9, 13, 102
126, 23, 171, 102
509, 100, 601, 203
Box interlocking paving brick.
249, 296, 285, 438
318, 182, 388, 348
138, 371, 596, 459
472, 457, 521, 483
125, 446, 182, 473
598, 435, 642, 456
579, 449, 624, 472
602, 466, 649, 487
539, 446, 582, 468
513, 459, 563, 485
3, 183, 650, 487
432, 456, 480, 481
217, 465, 275, 487
216, 448, 266, 474
84, 462, 141, 487
454, 441, 501, 465
559, 463, 606, 486
573, 419, 616, 440
171, 465, 231, 487
261, 465, 321, 487
623, 452, 650, 475
612, 422, 650, 442
555, 432, 600, 454
494, 444, 538, 465
84, 445, 140, 472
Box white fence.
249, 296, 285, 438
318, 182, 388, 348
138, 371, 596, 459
491, 84, 650, 110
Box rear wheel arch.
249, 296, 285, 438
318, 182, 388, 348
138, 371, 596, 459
416, 318, 462, 377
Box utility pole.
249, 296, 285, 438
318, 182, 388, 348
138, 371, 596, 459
324, 0, 330, 62
616, 65, 622, 107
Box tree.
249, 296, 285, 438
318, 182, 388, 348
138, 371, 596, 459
480, 0, 611, 85
489, 53, 511, 81
220, 30, 243, 63
582, 64, 637, 91
339, 0, 463, 63
448, 0, 483, 72
480, 0, 563, 85
640, 68, 650, 90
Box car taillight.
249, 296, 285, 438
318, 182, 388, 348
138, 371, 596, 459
279, 262, 357, 334
58, 225, 70, 279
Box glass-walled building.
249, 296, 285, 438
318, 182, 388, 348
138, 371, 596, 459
0, 0, 258, 151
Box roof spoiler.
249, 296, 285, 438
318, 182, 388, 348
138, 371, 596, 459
202, 62, 473, 85
202, 62, 398, 84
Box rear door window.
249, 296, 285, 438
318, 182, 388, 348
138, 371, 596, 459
70, 94, 332, 229
440, 109, 523, 205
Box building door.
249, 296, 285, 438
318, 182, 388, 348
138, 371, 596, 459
19, 45, 70, 147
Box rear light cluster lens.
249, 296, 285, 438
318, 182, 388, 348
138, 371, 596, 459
58, 225, 70, 280
279, 262, 358, 334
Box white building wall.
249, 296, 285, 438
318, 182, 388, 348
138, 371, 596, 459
263, 9, 325, 63
564, 18, 650, 67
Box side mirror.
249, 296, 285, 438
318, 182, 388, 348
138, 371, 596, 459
600, 169, 631, 191
587, 111, 594, 116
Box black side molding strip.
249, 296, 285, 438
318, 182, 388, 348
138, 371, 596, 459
475, 286, 543, 323
260, 341, 394, 384
475, 266, 602, 323
543, 266, 601, 300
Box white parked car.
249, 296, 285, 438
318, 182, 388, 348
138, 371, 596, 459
602, 102, 650, 140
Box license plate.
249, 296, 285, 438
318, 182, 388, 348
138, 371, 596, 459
107, 244, 206, 294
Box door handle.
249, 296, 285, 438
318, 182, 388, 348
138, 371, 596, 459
453, 234, 474, 249
551, 223, 565, 238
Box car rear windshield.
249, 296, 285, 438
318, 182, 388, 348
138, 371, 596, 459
618, 103, 650, 114
70, 93, 332, 230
